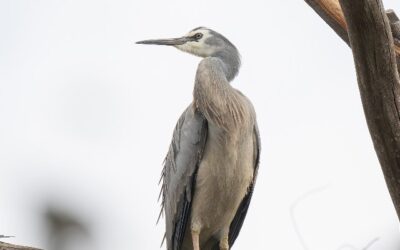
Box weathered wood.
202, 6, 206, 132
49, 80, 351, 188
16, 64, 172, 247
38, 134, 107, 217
386, 9, 400, 70
304, 0, 400, 219
338, 0, 400, 219
305, 0, 349, 44
305, 0, 400, 56
386, 9, 399, 22
387, 10, 400, 45
0, 242, 42, 250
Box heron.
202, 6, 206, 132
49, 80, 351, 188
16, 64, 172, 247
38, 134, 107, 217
137, 27, 261, 250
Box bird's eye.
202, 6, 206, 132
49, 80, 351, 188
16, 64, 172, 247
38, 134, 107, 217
194, 33, 203, 40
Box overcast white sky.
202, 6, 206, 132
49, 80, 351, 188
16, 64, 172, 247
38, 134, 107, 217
1, 0, 400, 249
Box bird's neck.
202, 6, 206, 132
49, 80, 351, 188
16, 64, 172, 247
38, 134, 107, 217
193, 49, 245, 131
212, 47, 241, 82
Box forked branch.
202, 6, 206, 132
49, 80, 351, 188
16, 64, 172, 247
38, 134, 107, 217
305, 0, 400, 56
305, 0, 400, 219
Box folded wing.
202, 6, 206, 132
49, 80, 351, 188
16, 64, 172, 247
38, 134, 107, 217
160, 106, 208, 250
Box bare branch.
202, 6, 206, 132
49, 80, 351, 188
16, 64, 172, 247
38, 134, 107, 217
361, 238, 380, 250
337, 0, 400, 219
305, 0, 400, 56
0, 242, 42, 250
305, 0, 348, 44
304, 0, 400, 219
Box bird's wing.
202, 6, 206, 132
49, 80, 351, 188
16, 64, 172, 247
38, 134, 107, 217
160, 105, 208, 250
227, 123, 261, 248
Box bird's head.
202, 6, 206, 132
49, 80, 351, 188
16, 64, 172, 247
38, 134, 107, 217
136, 27, 237, 58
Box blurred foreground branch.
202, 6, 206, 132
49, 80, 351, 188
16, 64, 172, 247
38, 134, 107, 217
0, 241, 42, 250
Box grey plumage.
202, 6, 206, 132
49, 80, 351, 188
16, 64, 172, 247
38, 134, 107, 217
137, 27, 260, 250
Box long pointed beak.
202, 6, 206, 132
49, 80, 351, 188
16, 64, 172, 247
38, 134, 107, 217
136, 37, 188, 46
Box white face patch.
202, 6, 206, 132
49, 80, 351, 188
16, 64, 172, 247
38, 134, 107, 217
175, 29, 216, 57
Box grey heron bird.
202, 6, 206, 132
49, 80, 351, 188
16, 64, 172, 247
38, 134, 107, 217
137, 27, 260, 250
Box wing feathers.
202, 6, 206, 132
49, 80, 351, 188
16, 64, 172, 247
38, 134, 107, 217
160, 106, 208, 250
161, 106, 259, 250
228, 124, 261, 247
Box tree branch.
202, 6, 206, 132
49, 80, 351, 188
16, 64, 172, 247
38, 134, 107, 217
386, 9, 400, 70
305, 0, 400, 220
305, 0, 349, 44
0, 242, 42, 250
304, 0, 400, 220
340, 0, 400, 218
305, 0, 400, 56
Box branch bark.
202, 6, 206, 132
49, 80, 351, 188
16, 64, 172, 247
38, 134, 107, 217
305, 0, 400, 219
305, 0, 400, 56
386, 9, 400, 71
338, 0, 400, 218
0, 242, 42, 250
305, 0, 349, 44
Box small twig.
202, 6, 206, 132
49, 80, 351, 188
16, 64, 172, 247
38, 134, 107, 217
362, 238, 380, 250
337, 237, 380, 250
290, 185, 330, 250
290, 186, 379, 250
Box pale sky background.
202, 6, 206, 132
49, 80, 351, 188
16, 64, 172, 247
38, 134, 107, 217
1, 0, 400, 249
